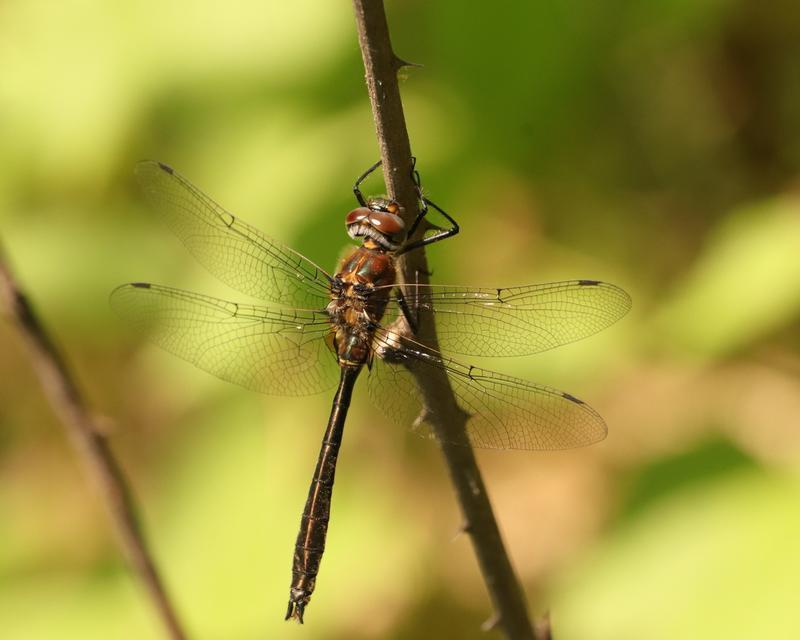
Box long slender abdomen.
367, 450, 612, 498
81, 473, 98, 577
285, 366, 360, 623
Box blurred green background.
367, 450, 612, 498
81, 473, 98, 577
2, 1, 799, 639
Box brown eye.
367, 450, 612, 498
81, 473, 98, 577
368, 211, 405, 236
345, 207, 371, 226
386, 202, 399, 214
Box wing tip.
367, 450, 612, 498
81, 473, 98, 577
109, 282, 153, 309
580, 279, 633, 319
562, 391, 585, 405
134, 160, 174, 176
560, 391, 609, 449
110, 282, 152, 294
608, 282, 633, 314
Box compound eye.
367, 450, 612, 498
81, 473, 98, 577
368, 211, 405, 237
345, 207, 371, 226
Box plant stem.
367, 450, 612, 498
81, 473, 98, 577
0, 246, 188, 640
351, 2, 537, 638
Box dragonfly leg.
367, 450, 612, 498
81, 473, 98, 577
411, 155, 422, 197
399, 162, 460, 255
396, 265, 434, 335
405, 157, 427, 240
395, 287, 419, 334
399, 196, 460, 255
353, 159, 382, 207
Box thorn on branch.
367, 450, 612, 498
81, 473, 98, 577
450, 519, 472, 542
481, 612, 502, 633
394, 55, 424, 70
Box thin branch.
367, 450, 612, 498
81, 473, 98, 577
352, 3, 537, 639
0, 245, 188, 640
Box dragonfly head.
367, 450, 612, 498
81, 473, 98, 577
345, 198, 405, 251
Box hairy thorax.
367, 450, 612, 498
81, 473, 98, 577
327, 245, 396, 366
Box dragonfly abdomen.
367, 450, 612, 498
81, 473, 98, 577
286, 366, 361, 623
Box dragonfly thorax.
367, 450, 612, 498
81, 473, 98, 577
345, 199, 405, 251
328, 246, 396, 366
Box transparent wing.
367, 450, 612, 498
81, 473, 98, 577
111, 283, 338, 396
135, 161, 332, 308
367, 329, 606, 450
380, 280, 630, 357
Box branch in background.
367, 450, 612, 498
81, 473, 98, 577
0, 246, 188, 640
351, 2, 538, 639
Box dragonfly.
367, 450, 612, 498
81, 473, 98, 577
111, 160, 631, 623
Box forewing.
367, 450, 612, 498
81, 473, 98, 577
368, 329, 607, 450
135, 161, 332, 308
381, 280, 630, 357
111, 283, 338, 396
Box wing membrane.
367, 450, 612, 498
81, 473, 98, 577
367, 329, 607, 450
135, 161, 332, 308
381, 280, 630, 357
111, 283, 338, 396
